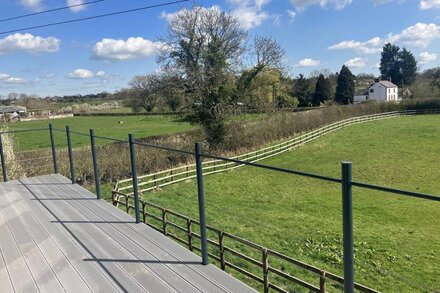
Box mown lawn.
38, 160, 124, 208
136, 115, 440, 292
0, 115, 192, 151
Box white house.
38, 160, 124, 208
354, 80, 399, 103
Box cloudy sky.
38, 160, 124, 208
0, 0, 439, 96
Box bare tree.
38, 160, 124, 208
129, 74, 162, 112
235, 36, 285, 107
157, 5, 247, 146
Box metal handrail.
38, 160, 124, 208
112, 191, 381, 293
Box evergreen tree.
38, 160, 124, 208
293, 74, 312, 107
335, 65, 355, 105
380, 43, 417, 86
399, 48, 417, 86
312, 74, 332, 106
380, 43, 400, 83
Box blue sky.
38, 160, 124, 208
0, 0, 439, 96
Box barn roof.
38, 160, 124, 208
0, 105, 27, 113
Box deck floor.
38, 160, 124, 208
0, 174, 255, 293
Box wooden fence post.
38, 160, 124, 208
142, 202, 147, 223
219, 231, 226, 270
187, 219, 193, 251
262, 248, 269, 293
162, 208, 168, 236
320, 270, 326, 293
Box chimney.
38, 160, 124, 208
374, 78, 380, 83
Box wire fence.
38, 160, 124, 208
0, 109, 439, 293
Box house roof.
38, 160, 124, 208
378, 80, 397, 88
0, 105, 27, 113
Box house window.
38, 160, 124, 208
370, 88, 374, 93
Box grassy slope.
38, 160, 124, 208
138, 115, 440, 292
0, 115, 192, 151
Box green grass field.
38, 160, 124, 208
136, 115, 440, 292
0, 115, 192, 151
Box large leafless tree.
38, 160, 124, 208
157, 6, 247, 146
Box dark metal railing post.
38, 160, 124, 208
49, 123, 58, 173
66, 126, 75, 184
129, 133, 140, 223
90, 129, 101, 199
342, 161, 354, 293
195, 142, 208, 265
0, 132, 7, 182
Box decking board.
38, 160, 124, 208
0, 175, 256, 293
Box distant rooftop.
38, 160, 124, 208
378, 80, 398, 88
0, 105, 26, 113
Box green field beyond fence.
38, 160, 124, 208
0, 115, 192, 151
119, 115, 440, 292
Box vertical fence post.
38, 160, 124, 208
129, 133, 140, 223
0, 132, 7, 182
49, 123, 58, 173
162, 208, 168, 235
66, 126, 75, 184
142, 202, 147, 223
89, 129, 101, 199
320, 270, 326, 293
195, 142, 208, 265
342, 161, 354, 293
219, 231, 225, 270
262, 248, 269, 293
187, 219, 193, 251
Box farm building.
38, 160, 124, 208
0, 105, 27, 122
354, 79, 399, 103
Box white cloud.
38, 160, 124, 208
329, 23, 440, 57
232, 6, 270, 29
386, 23, 440, 47
227, 1, 271, 29
160, 3, 271, 30
67, 0, 86, 13
419, 51, 438, 64
96, 70, 107, 77
420, 0, 440, 9
290, 0, 353, 12
344, 57, 366, 68
295, 58, 321, 67
159, 11, 179, 22
287, 9, 296, 24
92, 37, 157, 61
67, 69, 94, 79
255, 0, 272, 9
328, 37, 382, 54
0, 33, 60, 54
19, 0, 42, 11
44, 73, 55, 78
0, 73, 10, 80
3, 77, 26, 84
224, 1, 272, 29
160, 5, 222, 23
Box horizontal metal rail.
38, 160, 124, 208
112, 191, 379, 293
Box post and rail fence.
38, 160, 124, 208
115, 109, 440, 196
0, 109, 439, 293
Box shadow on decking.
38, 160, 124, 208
51, 220, 135, 224
84, 258, 202, 265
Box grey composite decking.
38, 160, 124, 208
0, 174, 256, 293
